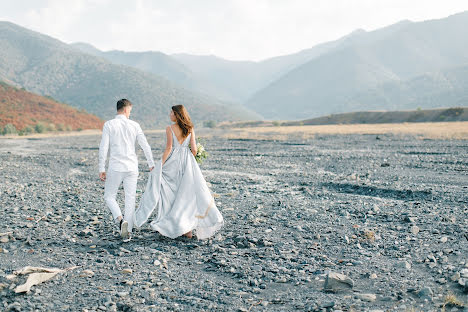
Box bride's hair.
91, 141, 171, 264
172, 105, 193, 138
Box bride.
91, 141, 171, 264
135, 105, 224, 239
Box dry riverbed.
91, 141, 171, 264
0, 127, 467, 311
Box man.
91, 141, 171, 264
99, 99, 154, 239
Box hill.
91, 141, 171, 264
246, 11, 468, 119
289, 107, 468, 125
218, 107, 468, 128
73, 27, 366, 104
0, 81, 103, 134
0, 21, 259, 129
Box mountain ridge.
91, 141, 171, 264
0, 21, 259, 128
246, 11, 468, 119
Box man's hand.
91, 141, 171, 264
149, 166, 154, 172
99, 172, 106, 181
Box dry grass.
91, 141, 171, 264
442, 293, 465, 311
217, 121, 468, 140
0, 129, 166, 140
0, 129, 103, 139
2, 122, 467, 141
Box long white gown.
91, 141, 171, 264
134, 128, 224, 239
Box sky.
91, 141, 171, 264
1, 0, 467, 61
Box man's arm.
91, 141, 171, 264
98, 123, 110, 180
136, 125, 155, 170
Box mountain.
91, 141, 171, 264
348, 64, 468, 111
247, 12, 468, 119
170, 27, 392, 103
68, 20, 415, 106
0, 21, 259, 128
73, 27, 365, 104
70, 43, 199, 93
0, 81, 103, 132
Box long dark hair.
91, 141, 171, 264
172, 105, 193, 138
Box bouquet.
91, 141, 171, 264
192, 137, 209, 164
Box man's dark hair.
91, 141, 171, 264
117, 99, 132, 111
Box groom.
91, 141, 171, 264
98, 99, 154, 239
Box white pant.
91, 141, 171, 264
104, 170, 138, 232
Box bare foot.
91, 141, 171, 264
183, 231, 193, 239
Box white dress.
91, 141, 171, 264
134, 127, 224, 239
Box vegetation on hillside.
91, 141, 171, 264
0, 81, 103, 135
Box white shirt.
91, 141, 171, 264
99, 114, 154, 173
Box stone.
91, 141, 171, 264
0, 236, 9, 243
117, 292, 129, 297
451, 272, 461, 282
460, 269, 468, 278
417, 287, 433, 300
440, 236, 448, 243
319, 301, 335, 309
395, 261, 411, 270
121, 269, 132, 274
355, 293, 377, 302
323, 272, 354, 292
154, 260, 161, 266
6, 302, 21, 312
80, 270, 94, 277
410, 226, 419, 235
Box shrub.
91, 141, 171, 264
272, 121, 282, 127
35, 122, 46, 133
77, 127, 83, 131
443, 108, 464, 117
23, 126, 34, 135
3, 123, 18, 135
65, 125, 73, 131
56, 123, 65, 131
47, 123, 56, 131
203, 120, 217, 128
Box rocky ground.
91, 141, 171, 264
0, 131, 467, 311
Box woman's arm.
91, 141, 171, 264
161, 126, 173, 164
190, 127, 197, 157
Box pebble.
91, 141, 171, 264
355, 293, 377, 302
410, 226, 420, 235
1, 133, 467, 311
417, 287, 433, 300
323, 272, 354, 291
451, 272, 461, 282
395, 261, 411, 270
80, 270, 95, 277
121, 269, 133, 274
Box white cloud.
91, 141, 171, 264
1, 0, 468, 60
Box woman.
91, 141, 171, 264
135, 105, 224, 239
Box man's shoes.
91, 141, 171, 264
120, 220, 129, 238
122, 233, 132, 243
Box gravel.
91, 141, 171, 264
0, 132, 467, 311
